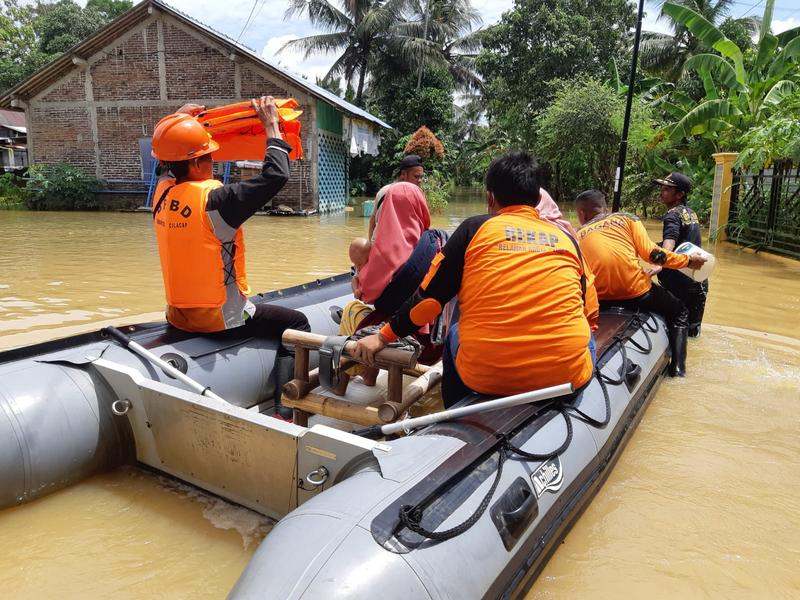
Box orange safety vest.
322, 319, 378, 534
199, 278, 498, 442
152, 177, 251, 331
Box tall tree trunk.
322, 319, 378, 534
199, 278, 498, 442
355, 59, 368, 106
416, 0, 432, 90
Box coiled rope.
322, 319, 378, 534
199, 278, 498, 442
398, 313, 656, 542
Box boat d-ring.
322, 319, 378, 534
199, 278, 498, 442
111, 398, 132, 416
305, 466, 329, 488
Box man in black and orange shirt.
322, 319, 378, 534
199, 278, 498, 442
354, 152, 599, 407
574, 190, 706, 377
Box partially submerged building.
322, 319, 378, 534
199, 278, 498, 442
0, 109, 27, 173
0, 0, 389, 212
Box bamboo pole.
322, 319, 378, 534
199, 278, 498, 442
281, 392, 383, 427
282, 362, 432, 401
378, 362, 443, 423
282, 329, 417, 368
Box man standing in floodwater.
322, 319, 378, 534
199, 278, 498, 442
368, 154, 425, 240
150, 96, 309, 421
654, 172, 708, 337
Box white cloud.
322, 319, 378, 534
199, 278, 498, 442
772, 17, 800, 35
469, 0, 514, 26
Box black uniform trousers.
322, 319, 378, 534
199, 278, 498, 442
658, 269, 707, 332
600, 284, 689, 330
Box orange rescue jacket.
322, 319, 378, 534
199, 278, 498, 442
577, 212, 689, 301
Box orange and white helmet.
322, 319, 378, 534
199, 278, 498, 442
151, 113, 219, 161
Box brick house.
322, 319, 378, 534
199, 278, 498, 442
0, 0, 389, 212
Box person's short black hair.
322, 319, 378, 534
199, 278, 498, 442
167, 154, 211, 180
398, 154, 423, 171
167, 160, 191, 180
575, 189, 607, 210
484, 151, 540, 206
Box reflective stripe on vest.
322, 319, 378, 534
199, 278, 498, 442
153, 178, 250, 312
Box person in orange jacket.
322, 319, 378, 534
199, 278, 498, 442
150, 96, 309, 420
574, 189, 706, 377
354, 151, 599, 406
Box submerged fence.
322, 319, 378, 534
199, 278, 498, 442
729, 160, 800, 258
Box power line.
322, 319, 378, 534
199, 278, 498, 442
728, 0, 798, 12
739, 0, 765, 18
236, 0, 261, 42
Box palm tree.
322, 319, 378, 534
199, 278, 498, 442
281, 0, 405, 106
392, 0, 484, 92
641, 0, 759, 80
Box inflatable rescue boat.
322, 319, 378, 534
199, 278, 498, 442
0, 274, 669, 598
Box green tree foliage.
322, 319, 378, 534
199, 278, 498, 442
35, 0, 107, 54
282, 0, 482, 106
477, 0, 635, 146
0, 0, 50, 92
25, 163, 101, 210
392, 0, 484, 92
85, 0, 132, 20
353, 65, 456, 192
0, 0, 132, 94
535, 78, 662, 201
736, 91, 800, 170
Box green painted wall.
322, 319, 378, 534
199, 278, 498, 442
316, 100, 343, 136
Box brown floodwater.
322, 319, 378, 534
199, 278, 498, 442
0, 200, 798, 598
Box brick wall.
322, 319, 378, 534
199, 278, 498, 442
92, 22, 160, 101
96, 104, 173, 179
29, 105, 95, 171
27, 13, 321, 211
39, 71, 85, 102
163, 23, 237, 99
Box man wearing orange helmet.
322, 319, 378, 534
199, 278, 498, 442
151, 96, 309, 420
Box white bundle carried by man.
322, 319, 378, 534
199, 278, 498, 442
676, 242, 715, 282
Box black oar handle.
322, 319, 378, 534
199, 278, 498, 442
351, 425, 383, 439
102, 326, 132, 348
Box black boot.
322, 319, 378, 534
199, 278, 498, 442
271, 354, 295, 421
688, 323, 701, 338
668, 326, 688, 377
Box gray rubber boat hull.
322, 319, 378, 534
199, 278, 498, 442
0, 274, 668, 597
0, 275, 353, 508
229, 310, 669, 599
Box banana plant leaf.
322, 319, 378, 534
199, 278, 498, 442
767, 37, 800, 80
669, 99, 741, 141
662, 2, 746, 86
684, 54, 740, 91
661, 101, 689, 119
762, 80, 797, 109
755, 34, 779, 73
776, 26, 800, 47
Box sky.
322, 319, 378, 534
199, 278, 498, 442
81, 0, 800, 82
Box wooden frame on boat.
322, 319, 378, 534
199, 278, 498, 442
280, 330, 442, 427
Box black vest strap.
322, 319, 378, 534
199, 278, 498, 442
152, 184, 175, 219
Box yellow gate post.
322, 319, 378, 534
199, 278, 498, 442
710, 152, 739, 241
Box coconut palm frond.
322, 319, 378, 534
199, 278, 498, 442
280, 31, 350, 60
445, 27, 485, 54
285, 0, 352, 33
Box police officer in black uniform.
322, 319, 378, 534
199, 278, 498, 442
654, 172, 708, 337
